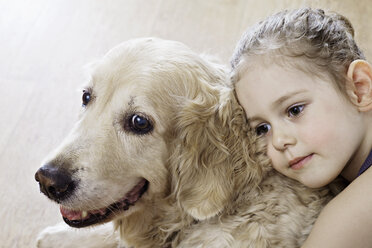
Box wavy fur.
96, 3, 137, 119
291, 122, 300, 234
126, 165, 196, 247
37, 38, 344, 248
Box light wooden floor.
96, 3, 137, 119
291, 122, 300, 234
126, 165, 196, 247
1, 0, 371, 247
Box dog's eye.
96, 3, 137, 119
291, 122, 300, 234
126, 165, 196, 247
129, 114, 153, 134
82, 91, 91, 107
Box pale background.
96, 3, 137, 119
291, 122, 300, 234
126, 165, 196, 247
1, 0, 371, 247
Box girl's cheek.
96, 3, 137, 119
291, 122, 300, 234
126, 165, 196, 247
299, 122, 331, 147
298, 109, 335, 148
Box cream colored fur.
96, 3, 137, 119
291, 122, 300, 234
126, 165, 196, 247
37, 38, 341, 248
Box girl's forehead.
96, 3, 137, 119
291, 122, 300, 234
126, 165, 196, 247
238, 53, 328, 76
238, 60, 309, 85
237, 55, 336, 89
235, 61, 337, 107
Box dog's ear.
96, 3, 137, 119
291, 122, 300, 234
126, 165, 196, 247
170, 83, 272, 220
225, 90, 272, 193
170, 84, 234, 220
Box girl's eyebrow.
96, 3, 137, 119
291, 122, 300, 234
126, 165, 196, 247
271, 90, 307, 108
248, 116, 262, 124
247, 90, 308, 124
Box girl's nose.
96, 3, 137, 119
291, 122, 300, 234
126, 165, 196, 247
271, 128, 296, 151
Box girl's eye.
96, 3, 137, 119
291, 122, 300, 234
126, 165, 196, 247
255, 123, 271, 136
82, 91, 91, 106
287, 104, 304, 117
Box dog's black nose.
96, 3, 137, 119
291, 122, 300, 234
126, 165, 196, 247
35, 164, 75, 202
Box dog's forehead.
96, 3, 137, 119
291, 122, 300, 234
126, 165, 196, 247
90, 39, 189, 87
88, 39, 198, 99
85, 38, 225, 118
86, 63, 170, 121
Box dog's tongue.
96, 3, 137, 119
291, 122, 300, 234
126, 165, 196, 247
60, 206, 83, 220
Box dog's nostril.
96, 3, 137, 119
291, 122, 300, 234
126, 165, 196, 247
47, 186, 56, 196
47, 184, 70, 198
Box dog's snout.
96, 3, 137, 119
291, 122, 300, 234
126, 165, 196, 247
35, 164, 75, 202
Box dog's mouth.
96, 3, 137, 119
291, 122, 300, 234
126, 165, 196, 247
60, 179, 149, 228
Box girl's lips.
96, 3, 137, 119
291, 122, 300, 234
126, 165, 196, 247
289, 154, 313, 170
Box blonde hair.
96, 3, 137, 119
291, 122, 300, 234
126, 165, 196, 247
230, 8, 365, 93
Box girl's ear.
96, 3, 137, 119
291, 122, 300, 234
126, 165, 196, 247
346, 60, 372, 111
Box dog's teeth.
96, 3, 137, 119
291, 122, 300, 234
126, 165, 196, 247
82, 211, 88, 218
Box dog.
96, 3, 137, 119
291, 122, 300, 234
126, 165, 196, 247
35, 38, 341, 248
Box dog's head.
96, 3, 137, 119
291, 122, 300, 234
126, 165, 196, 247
35, 38, 270, 228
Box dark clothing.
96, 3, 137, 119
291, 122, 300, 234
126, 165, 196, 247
357, 150, 372, 177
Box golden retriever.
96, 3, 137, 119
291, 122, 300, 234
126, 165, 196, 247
35, 38, 340, 248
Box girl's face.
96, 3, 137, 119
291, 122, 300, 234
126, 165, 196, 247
236, 62, 368, 187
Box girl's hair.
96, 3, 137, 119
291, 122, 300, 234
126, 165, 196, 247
230, 8, 365, 93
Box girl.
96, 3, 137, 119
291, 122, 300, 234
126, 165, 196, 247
231, 8, 372, 247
